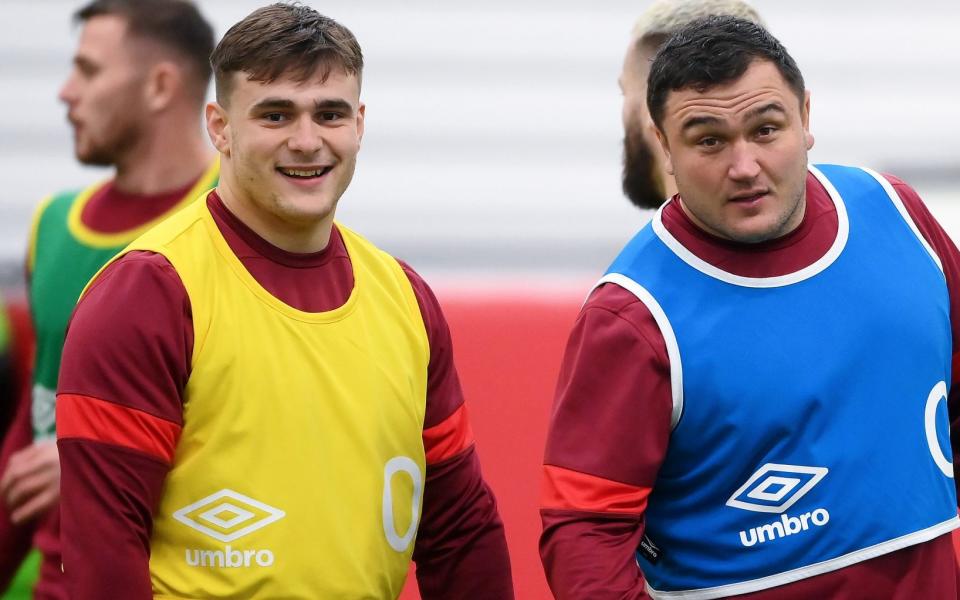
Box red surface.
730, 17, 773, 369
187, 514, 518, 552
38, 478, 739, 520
400, 289, 582, 600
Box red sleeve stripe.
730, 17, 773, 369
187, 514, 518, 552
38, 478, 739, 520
952, 352, 960, 380
423, 404, 475, 464
541, 464, 652, 514
56, 393, 181, 463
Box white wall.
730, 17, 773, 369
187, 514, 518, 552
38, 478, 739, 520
1, 0, 957, 284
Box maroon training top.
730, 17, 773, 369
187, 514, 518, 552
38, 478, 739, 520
55, 192, 514, 599
541, 172, 960, 599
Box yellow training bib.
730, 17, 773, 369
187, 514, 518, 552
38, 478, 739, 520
116, 197, 429, 599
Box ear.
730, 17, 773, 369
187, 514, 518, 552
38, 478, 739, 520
653, 123, 675, 176
205, 102, 231, 156
144, 61, 181, 112
802, 89, 815, 150
356, 102, 365, 146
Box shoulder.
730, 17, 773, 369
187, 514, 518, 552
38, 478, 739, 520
394, 258, 444, 326
571, 282, 671, 369
83, 251, 184, 304
28, 188, 88, 272
31, 187, 84, 231
129, 196, 209, 251
871, 171, 942, 246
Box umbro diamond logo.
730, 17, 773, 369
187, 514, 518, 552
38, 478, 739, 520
173, 489, 285, 543
726, 463, 828, 514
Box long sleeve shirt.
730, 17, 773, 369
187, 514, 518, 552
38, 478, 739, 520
541, 172, 960, 599
57, 192, 514, 599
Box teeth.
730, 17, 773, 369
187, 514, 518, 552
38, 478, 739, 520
281, 168, 327, 177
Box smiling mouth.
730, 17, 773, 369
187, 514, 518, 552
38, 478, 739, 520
277, 166, 332, 179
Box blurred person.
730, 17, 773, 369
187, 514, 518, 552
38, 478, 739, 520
620, 0, 764, 210
0, 0, 217, 597
54, 3, 513, 599
0, 307, 12, 441
541, 15, 960, 599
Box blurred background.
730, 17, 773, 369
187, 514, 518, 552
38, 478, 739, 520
0, 1, 957, 598
2, 0, 957, 288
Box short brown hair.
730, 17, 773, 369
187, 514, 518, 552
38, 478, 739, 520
211, 3, 364, 104
75, 0, 214, 102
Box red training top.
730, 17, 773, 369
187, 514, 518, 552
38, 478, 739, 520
55, 192, 514, 599
541, 172, 960, 599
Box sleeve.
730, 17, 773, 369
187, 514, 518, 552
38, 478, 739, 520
0, 218, 44, 590
539, 283, 674, 600
888, 175, 960, 500
0, 371, 36, 591
56, 251, 192, 600
398, 261, 515, 600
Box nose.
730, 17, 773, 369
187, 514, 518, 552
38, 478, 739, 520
286, 116, 323, 155
58, 72, 79, 106
727, 140, 761, 182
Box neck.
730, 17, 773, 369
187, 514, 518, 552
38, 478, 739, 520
113, 111, 213, 195
216, 177, 334, 254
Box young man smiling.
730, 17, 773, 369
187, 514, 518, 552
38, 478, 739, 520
55, 4, 513, 599
542, 15, 960, 599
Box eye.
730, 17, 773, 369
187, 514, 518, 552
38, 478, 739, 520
698, 137, 720, 148
264, 113, 286, 123
757, 125, 777, 137
319, 112, 342, 122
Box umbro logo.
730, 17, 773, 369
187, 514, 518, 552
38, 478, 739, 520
727, 463, 830, 547
174, 489, 285, 543
726, 463, 828, 514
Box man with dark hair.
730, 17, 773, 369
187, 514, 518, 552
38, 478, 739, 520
542, 14, 960, 598
620, 0, 764, 210
55, 3, 513, 599
0, 0, 217, 598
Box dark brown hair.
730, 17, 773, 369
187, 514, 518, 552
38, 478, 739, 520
211, 2, 364, 104
75, 0, 214, 101
647, 15, 805, 130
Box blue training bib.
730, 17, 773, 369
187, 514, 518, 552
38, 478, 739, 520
601, 164, 958, 599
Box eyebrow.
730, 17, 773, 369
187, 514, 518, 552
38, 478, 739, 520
744, 102, 786, 121
314, 98, 353, 115
680, 115, 721, 133
250, 97, 354, 115
250, 98, 295, 113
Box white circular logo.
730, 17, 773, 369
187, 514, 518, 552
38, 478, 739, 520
382, 456, 423, 552
924, 381, 954, 478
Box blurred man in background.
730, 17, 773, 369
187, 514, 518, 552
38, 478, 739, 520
620, 0, 763, 210
542, 13, 960, 599
0, 1, 217, 597
0, 310, 13, 442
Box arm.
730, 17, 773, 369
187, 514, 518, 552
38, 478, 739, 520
0, 246, 44, 590
0, 374, 36, 592
891, 176, 960, 498
56, 252, 191, 599
540, 284, 673, 600
400, 262, 514, 599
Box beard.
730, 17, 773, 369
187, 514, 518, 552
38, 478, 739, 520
74, 115, 143, 167
622, 127, 667, 210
